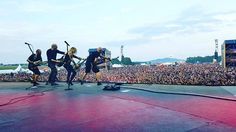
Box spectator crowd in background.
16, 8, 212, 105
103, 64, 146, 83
0, 64, 236, 86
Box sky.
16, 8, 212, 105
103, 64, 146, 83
0, 0, 236, 64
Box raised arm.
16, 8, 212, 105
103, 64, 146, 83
72, 55, 83, 60
56, 50, 65, 55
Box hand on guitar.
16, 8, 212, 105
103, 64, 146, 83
57, 60, 64, 67
33, 60, 41, 65
51, 57, 64, 67
105, 57, 111, 62
28, 60, 42, 69
94, 56, 118, 65
103, 57, 118, 62
55, 60, 62, 63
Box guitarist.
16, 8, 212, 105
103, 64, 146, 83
63, 47, 83, 86
46, 44, 65, 86
27, 49, 42, 86
80, 47, 110, 86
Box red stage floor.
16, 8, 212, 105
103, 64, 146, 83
0, 83, 236, 131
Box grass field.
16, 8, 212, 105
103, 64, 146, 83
0, 66, 27, 70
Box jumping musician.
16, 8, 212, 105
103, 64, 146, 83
63, 47, 83, 86
27, 49, 42, 86
80, 47, 110, 86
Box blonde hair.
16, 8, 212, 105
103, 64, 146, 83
69, 47, 77, 54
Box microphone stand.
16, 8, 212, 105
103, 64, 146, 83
64, 41, 70, 52
25, 42, 34, 54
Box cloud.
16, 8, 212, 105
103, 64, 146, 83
129, 7, 236, 38
1, 1, 236, 63
103, 8, 236, 61
105, 37, 151, 47
129, 24, 183, 37
18, 2, 79, 13
0, 0, 93, 14
120, 7, 135, 13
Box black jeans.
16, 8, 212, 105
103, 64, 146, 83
48, 64, 57, 83
64, 64, 76, 83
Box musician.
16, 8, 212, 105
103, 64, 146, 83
81, 47, 110, 85
63, 47, 82, 86
27, 49, 42, 86
46, 44, 65, 85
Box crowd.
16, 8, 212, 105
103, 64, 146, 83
0, 63, 236, 86
101, 64, 236, 86
0, 73, 30, 82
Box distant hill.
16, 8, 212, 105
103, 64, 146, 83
148, 58, 185, 64
186, 55, 222, 64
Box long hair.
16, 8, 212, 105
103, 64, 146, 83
36, 49, 41, 55
69, 47, 77, 55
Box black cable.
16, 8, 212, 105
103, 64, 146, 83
0, 94, 41, 107
121, 86, 236, 102
0, 87, 54, 107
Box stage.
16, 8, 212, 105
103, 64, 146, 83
0, 82, 236, 131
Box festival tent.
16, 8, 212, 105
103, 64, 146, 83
14, 65, 24, 73
112, 64, 123, 68
0, 65, 32, 74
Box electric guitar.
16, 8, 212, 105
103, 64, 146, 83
28, 60, 48, 69
28, 60, 41, 69
26, 43, 43, 69
56, 56, 65, 67
95, 56, 119, 65
72, 59, 87, 70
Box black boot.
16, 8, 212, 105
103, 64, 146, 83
97, 82, 102, 86
80, 80, 84, 85
70, 81, 74, 86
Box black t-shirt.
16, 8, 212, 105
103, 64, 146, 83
46, 49, 64, 64
63, 53, 72, 66
86, 51, 101, 63
28, 54, 42, 67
